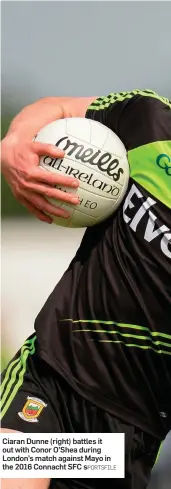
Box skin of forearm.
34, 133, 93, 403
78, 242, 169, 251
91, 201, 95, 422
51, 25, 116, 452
6, 96, 97, 141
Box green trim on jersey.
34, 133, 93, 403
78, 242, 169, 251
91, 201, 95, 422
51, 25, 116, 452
0, 336, 36, 420
88, 89, 171, 110
61, 319, 171, 356
128, 141, 171, 208
154, 442, 163, 465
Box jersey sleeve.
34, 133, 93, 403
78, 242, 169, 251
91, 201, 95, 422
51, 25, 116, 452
85, 89, 171, 151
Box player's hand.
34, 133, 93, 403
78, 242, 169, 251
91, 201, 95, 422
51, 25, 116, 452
1, 135, 79, 224
1, 96, 96, 223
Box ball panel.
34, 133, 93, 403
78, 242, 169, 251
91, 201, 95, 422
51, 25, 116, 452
66, 118, 91, 143
52, 206, 97, 228
104, 129, 127, 158
35, 119, 67, 145
66, 209, 97, 228
88, 119, 109, 147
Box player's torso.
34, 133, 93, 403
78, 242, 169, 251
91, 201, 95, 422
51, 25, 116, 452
35, 163, 171, 436
35, 91, 171, 437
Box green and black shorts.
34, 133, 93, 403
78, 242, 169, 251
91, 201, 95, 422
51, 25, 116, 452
1, 334, 160, 489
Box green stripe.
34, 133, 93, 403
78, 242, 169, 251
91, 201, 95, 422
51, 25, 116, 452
96, 340, 171, 356
128, 141, 171, 208
0, 337, 35, 396
88, 89, 171, 110
61, 319, 171, 340
61, 319, 171, 355
0, 336, 36, 419
0, 338, 36, 409
72, 329, 171, 349
154, 442, 163, 465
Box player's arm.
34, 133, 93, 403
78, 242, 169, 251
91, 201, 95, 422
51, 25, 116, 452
1, 96, 96, 223
1, 429, 50, 489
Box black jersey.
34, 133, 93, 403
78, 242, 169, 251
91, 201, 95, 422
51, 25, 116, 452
35, 90, 171, 439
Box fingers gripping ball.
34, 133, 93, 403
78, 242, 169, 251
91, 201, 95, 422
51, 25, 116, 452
35, 118, 129, 228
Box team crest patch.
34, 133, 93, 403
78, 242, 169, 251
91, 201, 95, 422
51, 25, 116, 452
18, 396, 47, 423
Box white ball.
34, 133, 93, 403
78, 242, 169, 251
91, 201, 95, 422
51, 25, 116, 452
35, 118, 129, 228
